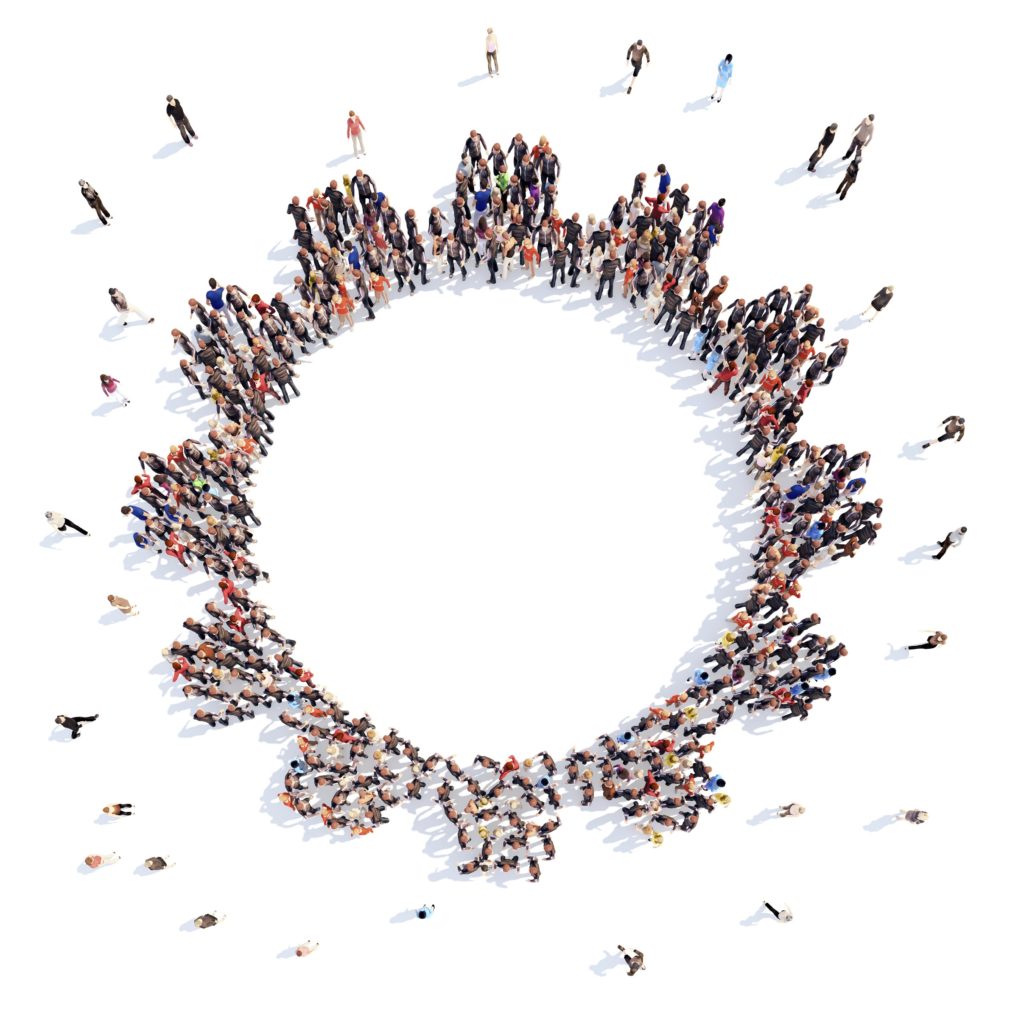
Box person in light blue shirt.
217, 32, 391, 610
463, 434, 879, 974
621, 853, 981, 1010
702, 344, 723, 380
416, 904, 435, 920
711, 53, 733, 103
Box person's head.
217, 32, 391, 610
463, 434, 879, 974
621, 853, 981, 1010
166, 95, 174, 103
867, 113, 875, 122
85, 855, 101, 868
108, 287, 117, 295
829, 122, 838, 130
487, 26, 493, 33
717, 198, 726, 206
106, 594, 116, 604
349, 110, 356, 117
725, 53, 733, 62
78, 178, 86, 186
636, 38, 643, 45
208, 277, 217, 289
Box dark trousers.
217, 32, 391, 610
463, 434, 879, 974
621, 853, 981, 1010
933, 539, 954, 559
487, 257, 499, 283
59, 518, 89, 536
669, 321, 693, 348
808, 144, 829, 171
836, 174, 856, 199
89, 200, 111, 224
764, 902, 783, 920
907, 642, 937, 651
448, 257, 466, 279
413, 260, 428, 284
596, 276, 615, 300
569, 267, 581, 287
550, 265, 565, 286
174, 116, 196, 144
395, 271, 415, 292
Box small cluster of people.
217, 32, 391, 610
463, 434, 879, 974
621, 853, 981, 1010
807, 115, 876, 200
108, 127, 897, 880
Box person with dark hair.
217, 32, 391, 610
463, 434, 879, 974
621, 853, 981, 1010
835, 155, 860, 200
808, 124, 838, 172
844, 114, 874, 159
711, 54, 734, 102
625, 39, 651, 94
617, 945, 646, 975
109, 288, 154, 326
933, 526, 966, 559
922, 415, 965, 447
194, 912, 226, 929
165, 95, 196, 146
78, 179, 111, 224
55, 714, 99, 739
102, 803, 134, 817
416, 904, 435, 919
144, 856, 175, 871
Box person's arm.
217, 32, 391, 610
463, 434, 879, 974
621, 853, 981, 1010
644, 47, 651, 64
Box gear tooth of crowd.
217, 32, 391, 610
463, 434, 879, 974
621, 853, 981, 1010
79, 107, 902, 886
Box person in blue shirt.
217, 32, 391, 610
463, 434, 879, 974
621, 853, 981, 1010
702, 344, 723, 381
656, 163, 671, 194
205, 277, 226, 312
711, 53, 733, 103
121, 504, 149, 523
474, 189, 491, 215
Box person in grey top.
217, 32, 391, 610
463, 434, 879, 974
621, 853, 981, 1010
78, 180, 111, 225
843, 114, 874, 159
625, 39, 650, 94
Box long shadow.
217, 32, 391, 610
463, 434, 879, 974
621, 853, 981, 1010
457, 73, 489, 88
863, 813, 901, 832
776, 165, 806, 186
154, 141, 186, 160
683, 96, 713, 113
72, 219, 104, 235
598, 78, 627, 98
807, 193, 839, 210
900, 544, 935, 566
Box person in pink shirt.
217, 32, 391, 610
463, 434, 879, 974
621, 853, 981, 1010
100, 374, 129, 406
347, 111, 366, 157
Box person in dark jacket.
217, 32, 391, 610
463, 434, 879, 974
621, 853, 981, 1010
166, 95, 196, 146
862, 285, 894, 320
79, 180, 111, 224
835, 156, 859, 200
808, 123, 837, 171
625, 39, 650, 94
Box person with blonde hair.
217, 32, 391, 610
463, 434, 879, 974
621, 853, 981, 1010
485, 28, 499, 76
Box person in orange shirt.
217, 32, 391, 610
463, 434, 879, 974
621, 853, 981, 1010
622, 258, 638, 299
332, 289, 355, 330
370, 272, 391, 306
521, 238, 540, 278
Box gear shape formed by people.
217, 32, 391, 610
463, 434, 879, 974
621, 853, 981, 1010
130, 137, 877, 883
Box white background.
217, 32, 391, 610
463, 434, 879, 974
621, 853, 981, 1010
2, 1, 1018, 1020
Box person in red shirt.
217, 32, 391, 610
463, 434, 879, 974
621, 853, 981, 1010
709, 360, 739, 396
346, 111, 366, 156
370, 272, 391, 306
521, 239, 540, 278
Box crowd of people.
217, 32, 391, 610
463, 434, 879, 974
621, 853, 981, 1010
100, 125, 899, 881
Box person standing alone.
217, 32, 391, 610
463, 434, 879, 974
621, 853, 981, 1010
79, 180, 111, 225
625, 39, 650, 94
166, 96, 196, 146
486, 28, 499, 77
932, 527, 966, 560
347, 111, 366, 156
711, 54, 734, 102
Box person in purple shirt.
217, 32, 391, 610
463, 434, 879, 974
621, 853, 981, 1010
205, 277, 226, 311
708, 198, 726, 238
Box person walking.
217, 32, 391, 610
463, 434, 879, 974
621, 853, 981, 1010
625, 39, 651, 95
901, 809, 929, 824
46, 510, 89, 536
107, 594, 140, 617
102, 803, 134, 816
485, 28, 499, 77
194, 912, 226, 929
933, 526, 966, 559
79, 180, 111, 225
843, 114, 874, 159
143, 856, 175, 870
416, 904, 435, 920
905, 630, 947, 652
835, 155, 860, 200
922, 415, 965, 447
84, 852, 120, 870
617, 945, 646, 975
56, 714, 99, 739
347, 111, 366, 157
100, 374, 130, 407
778, 802, 806, 817
109, 288, 154, 326
862, 286, 893, 320
295, 941, 320, 956
808, 124, 837, 172
763, 901, 793, 922
711, 54, 734, 103
165, 96, 196, 146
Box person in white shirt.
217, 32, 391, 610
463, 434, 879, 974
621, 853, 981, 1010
933, 526, 966, 560
84, 852, 120, 869
764, 901, 793, 922
45, 510, 89, 536
486, 29, 499, 76
843, 114, 875, 159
